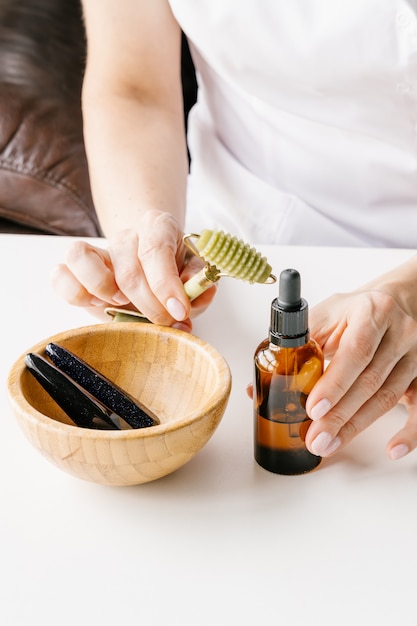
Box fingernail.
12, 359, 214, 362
310, 432, 341, 457
310, 398, 331, 421
171, 322, 191, 333
166, 297, 186, 321
389, 443, 409, 460
112, 290, 129, 305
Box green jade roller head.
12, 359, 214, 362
106, 229, 276, 322
182, 229, 276, 300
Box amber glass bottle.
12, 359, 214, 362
254, 268, 324, 475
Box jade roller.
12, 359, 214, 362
106, 229, 276, 322
182, 229, 276, 300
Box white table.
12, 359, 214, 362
1, 234, 416, 626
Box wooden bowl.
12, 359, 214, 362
7, 323, 231, 486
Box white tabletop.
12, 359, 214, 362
1, 234, 416, 626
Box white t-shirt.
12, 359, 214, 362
169, 0, 417, 247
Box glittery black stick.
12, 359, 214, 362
25, 353, 130, 430
45, 343, 159, 429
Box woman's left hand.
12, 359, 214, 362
304, 288, 417, 460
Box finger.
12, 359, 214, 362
50, 264, 106, 307
109, 229, 181, 325
308, 322, 406, 423
305, 354, 417, 457
306, 301, 391, 420
246, 383, 253, 400
189, 284, 217, 318
64, 240, 129, 305
387, 380, 417, 460
308, 299, 340, 359
179, 253, 217, 317
138, 214, 191, 318
172, 318, 193, 333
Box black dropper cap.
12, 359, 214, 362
269, 268, 309, 347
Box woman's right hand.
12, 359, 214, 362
61, 3, 195, 325
50, 209, 216, 332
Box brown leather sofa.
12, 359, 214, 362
0, 0, 197, 236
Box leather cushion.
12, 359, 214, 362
0, 0, 101, 236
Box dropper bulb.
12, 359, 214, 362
277, 268, 301, 311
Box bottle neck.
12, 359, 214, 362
269, 330, 310, 348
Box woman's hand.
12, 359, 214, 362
304, 288, 417, 461
50, 210, 216, 332
247, 255, 417, 461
